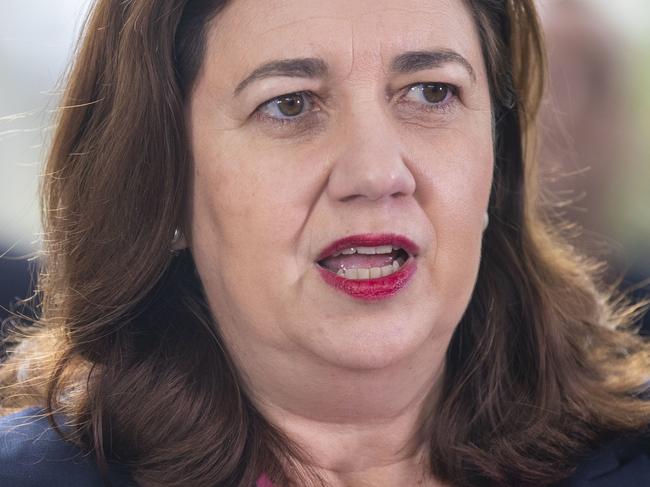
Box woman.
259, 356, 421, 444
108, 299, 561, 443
0, 0, 649, 486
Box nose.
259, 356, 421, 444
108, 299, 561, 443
326, 109, 416, 203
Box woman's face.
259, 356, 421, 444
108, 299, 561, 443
188, 0, 493, 371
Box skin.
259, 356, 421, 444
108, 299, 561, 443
186, 0, 493, 485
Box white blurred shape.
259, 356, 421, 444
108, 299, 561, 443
0, 0, 92, 249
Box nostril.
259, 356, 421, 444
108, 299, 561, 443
325, 141, 416, 203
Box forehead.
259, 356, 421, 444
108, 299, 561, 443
204, 0, 483, 82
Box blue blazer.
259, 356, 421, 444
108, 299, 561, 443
0, 407, 135, 487
1, 407, 648, 486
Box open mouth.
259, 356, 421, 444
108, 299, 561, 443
317, 245, 411, 280
315, 234, 419, 300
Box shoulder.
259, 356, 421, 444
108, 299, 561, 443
0, 407, 136, 487
555, 433, 650, 486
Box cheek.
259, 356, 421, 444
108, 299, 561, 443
189, 137, 320, 294
413, 127, 493, 321
189, 139, 330, 345
191, 161, 258, 259
435, 143, 493, 227
188, 156, 291, 342
411, 120, 494, 228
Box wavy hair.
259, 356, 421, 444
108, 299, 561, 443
2, 1, 649, 486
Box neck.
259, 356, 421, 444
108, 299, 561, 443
240, 338, 450, 487
258, 393, 438, 487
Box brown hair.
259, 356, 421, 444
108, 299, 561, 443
2, 1, 649, 486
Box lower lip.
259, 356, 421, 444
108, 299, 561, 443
316, 259, 417, 301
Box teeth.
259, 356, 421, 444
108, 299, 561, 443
344, 268, 358, 279
335, 259, 406, 280
334, 245, 394, 256
355, 245, 393, 255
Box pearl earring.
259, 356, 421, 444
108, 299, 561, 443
171, 228, 186, 251
483, 212, 489, 231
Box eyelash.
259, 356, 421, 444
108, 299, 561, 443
252, 82, 459, 128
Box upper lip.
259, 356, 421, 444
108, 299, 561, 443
315, 233, 420, 262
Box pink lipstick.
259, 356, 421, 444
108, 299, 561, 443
315, 234, 418, 301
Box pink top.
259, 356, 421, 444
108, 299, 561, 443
256, 473, 274, 487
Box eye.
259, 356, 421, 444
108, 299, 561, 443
403, 82, 456, 107
258, 92, 314, 121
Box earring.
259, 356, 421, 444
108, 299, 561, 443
171, 228, 187, 252
483, 212, 489, 231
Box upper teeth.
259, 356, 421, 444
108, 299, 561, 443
333, 245, 396, 257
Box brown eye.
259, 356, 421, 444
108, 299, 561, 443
402, 82, 457, 113
275, 94, 306, 117
421, 83, 450, 103
258, 92, 314, 123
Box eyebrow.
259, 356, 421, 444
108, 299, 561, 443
233, 49, 476, 96
234, 58, 328, 96
390, 50, 476, 83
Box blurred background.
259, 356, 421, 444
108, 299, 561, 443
1, 0, 649, 328
536, 0, 650, 331
1, 0, 92, 326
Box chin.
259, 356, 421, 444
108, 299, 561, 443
302, 312, 444, 371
